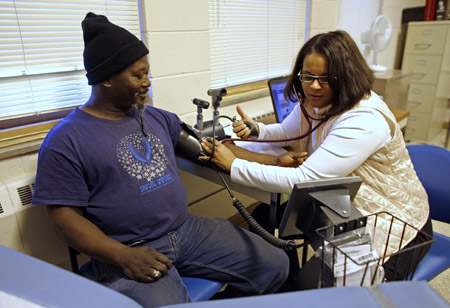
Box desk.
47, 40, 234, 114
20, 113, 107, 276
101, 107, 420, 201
0, 245, 142, 308
162, 281, 449, 308
391, 108, 410, 133
373, 69, 412, 110
177, 156, 289, 233
177, 156, 287, 206
373, 69, 412, 135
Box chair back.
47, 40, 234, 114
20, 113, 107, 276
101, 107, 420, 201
406, 144, 450, 223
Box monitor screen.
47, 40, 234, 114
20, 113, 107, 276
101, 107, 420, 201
268, 76, 298, 123
278, 177, 364, 248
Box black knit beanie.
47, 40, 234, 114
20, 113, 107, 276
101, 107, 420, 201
82, 12, 149, 85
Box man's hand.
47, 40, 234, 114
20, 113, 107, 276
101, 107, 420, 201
232, 106, 259, 139
46, 205, 171, 283
200, 138, 236, 172
117, 245, 172, 283
277, 152, 308, 168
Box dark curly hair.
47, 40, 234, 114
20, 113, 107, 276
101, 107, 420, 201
284, 30, 374, 119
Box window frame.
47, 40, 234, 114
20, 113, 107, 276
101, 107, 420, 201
0, 1, 142, 156
0, 0, 142, 129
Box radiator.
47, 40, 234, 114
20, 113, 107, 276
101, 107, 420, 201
0, 175, 68, 267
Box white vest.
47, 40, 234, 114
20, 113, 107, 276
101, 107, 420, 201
300, 92, 429, 255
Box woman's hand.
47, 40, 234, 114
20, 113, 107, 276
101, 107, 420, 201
200, 138, 236, 172
232, 106, 259, 139
277, 152, 308, 167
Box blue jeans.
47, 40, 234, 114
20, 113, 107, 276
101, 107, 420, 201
92, 214, 289, 307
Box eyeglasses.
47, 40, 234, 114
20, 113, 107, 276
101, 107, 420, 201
298, 74, 332, 85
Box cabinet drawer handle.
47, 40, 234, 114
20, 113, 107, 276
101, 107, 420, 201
415, 59, 427, 66
411, 88, 422, 94
412, 72, 427, 78
408, 101, 422, 108
406, 127, 416, 134
414, 43, 432, 49
409, 115, 417, 121
421, 29, 432, 35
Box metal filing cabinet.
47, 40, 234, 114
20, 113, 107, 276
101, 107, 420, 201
402, 21, 450, 142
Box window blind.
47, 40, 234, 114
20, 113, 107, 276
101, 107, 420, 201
0, 0, 141, 121
209, 0, 309, 89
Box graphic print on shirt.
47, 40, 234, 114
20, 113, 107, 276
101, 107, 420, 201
116, 133, 174, 195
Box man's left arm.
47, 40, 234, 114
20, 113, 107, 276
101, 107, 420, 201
224, 143, 278, 165
200, 139, 307, 172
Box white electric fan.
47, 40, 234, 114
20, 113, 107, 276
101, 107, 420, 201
360, 15, 392, 72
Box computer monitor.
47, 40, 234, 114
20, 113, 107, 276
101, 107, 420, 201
268, 76, 298, 123
278, 177, 365, 249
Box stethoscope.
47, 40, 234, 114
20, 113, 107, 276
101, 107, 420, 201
220, 84, 328, 144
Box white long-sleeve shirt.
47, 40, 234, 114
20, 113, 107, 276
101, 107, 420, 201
230, 94, 392, 194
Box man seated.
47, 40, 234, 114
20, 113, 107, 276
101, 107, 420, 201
31, 12, 289, 308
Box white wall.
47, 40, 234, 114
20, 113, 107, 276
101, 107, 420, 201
140, 0, 427, 121
310, 0, 339, 37
379, 0, 426, 69
0, 153, 38, 184
140, 0, 211, 126
0, 0, 428, 213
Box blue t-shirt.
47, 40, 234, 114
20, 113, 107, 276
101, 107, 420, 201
32, 106, 189, 243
